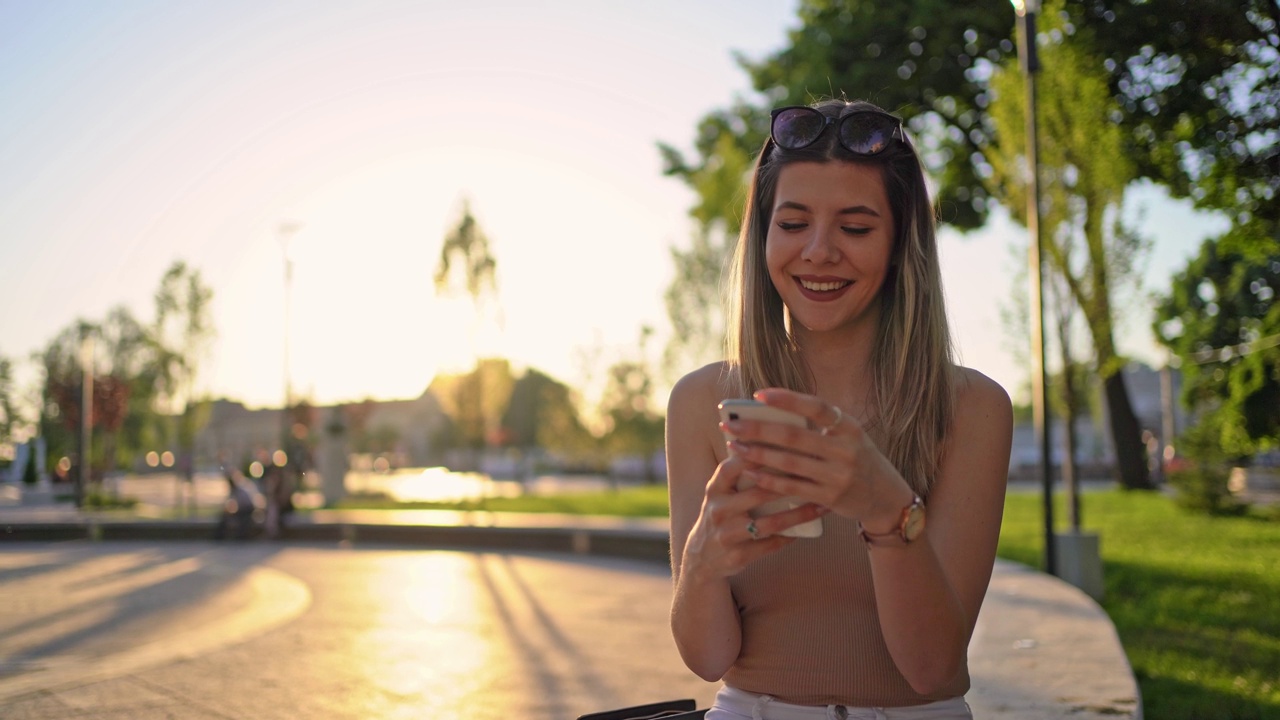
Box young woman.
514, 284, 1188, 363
665, 99, 1013, 719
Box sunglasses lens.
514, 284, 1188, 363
772, 108, 826, 150
839, 113, 897, 155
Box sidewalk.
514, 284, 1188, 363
0, 501, 1141, 719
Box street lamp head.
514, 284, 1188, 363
1010, 0, 1040, 15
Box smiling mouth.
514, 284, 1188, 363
798, 278, 852, 292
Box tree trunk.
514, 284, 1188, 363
1060, 363, 1081, 529
1102, 372, 1155, 490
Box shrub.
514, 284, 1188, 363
81, 491, 139, 510
1167, 465, 1249, 516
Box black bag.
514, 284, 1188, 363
575, 698, 707, 720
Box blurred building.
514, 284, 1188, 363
1008, 363, 1192, 482
194, 390, 448, 472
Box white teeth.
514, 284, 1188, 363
800, 279, 850, 292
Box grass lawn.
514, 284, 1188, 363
999, 489, 1280, 720
340, 485, 1280, 718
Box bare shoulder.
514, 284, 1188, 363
938, 365, 1013, 482
951, 365, 1013, 424
666, 361, 735, 474
667, 361, 735, 419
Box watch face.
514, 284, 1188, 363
903, 500, 926, 541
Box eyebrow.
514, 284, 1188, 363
775, 200, 882, 218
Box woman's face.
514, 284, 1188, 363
765, 160, 895, 336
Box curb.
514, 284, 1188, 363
0, 520, 674, 564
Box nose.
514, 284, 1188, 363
799, 222, 840, 264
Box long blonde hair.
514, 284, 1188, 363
725, 99, 955, 497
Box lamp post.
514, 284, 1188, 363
278, 222, 302, 452
78, 325, 94, 509
1012, 0, 1056, 576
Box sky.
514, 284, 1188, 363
0, 0, 1232, 417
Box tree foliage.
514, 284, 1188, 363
658, 0, 1278, 486
599, 327, 665, 482
1154, 222, 1280, 458
1059, 0, 1279, 227
433, 200, 503, 455
434, 198, 497, 302
662, 228, 732, 377
663, 0, 1277, 232
34, 263, 215, 476
0, 353, 17, 447
152, 262, 215, 478
987, 1, 1154, 488
502, 368, 594, 459
428, 358, 516, 453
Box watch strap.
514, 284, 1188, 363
859, 494, 924, 547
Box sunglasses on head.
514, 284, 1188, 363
769, 106, 904, 156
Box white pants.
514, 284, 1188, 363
705, 685, 972, 720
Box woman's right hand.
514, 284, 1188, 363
681, 454, 828, 579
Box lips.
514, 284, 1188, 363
795, 276, 852, 301
799, 278, 851, 292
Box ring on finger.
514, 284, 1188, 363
819, 405, 844, 436
746, 520, 760, 540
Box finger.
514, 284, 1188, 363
745, 468, 823, 504
750, 501, 829, 537
753, 389, 855, 441
706, 454, 746, 496
723, 484, 793, 515
741, 534, 795, 557
735, 443, 829, 484
752, 388, 830, 426
725, 419, 822, 458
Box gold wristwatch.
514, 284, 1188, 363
859, 495, 925, 548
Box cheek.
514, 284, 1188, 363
764, 233, 786, 277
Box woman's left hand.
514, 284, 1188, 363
722, 387, 912, 525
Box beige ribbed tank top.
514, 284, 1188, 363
723, 512, 969, 706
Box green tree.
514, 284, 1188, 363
657, 2, 1021, 241
600, 327, 665, 484
0, 353, 18, 449
1154, 222, 1280, 459
97, 305, 161, 471
428, 358, 516, 464
342, 398, 378, 454
503, 369, 588, 450
434, 198, 498, 302
662, 228, 733, 377
32, 264, 215, 482
34, 321, 132, 491
151, 261, 216, 480
660, 0, 1278, 488
1059, 1, 1279, 227
656, 2, 1014, 371
986, 3, 1154, 488
433, 200, 502, 450
33, 323, 83, 470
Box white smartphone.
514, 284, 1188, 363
717, 399, 823, 538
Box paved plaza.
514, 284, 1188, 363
1, 542, 722, 719
0, 477, 1143, 720
0, 534, 1141, 719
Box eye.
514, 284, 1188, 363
777, 221, 808, 231
841, 226, 873, 236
